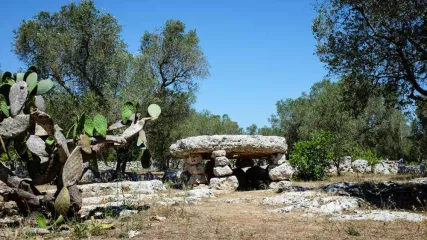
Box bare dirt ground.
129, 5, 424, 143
1, 174, 426, 239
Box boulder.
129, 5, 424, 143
269, 180, 292, 190
188, 174, 208, 185
373, 160, 398, 174
351, 159, 371, 173
209, 176, 239, 191
170, 135, 287, 159
213, 166, 233, 177
211, 150, 226, 158
268, 162, 294, 181
214, 156, 229, 166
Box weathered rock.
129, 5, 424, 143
187, 164, 205, 175
186, 154, 202, 165
211, 150, 226, 158
213, 166, 233, 177
214, 156, 229, 166
330, 210, 427, 222
268, 162, 294, 181
351, 159, 371, 173
327, 156, 352, 174
235, 158, 255, 168
373, 160, 398, 174
269, 180, 292, 190
209, 176, 239, 191
324, 181, 427, 210
187, 188, 214, 198
270, 153, 287, 165
78, 180, 166, 196
188, 174, 208, 185
0, 114, 30, 138
170, 135, 287, 158
9, 80, 28, 117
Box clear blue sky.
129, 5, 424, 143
0, 0, 326, 129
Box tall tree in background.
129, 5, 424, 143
13, 0, 132, 128
139, 20, 210, 169
313, 0, 427, 106
270, 80, 411, 162
14, 0, 129, 99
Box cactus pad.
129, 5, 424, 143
93, 114, 107, 137
148, 104, 161, 119
62, 146, 83, 187
54, 187, 71, 216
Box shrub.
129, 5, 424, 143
290, 132, 332, 181
351, 146, 381, 167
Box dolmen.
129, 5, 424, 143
170, 135, 293, 191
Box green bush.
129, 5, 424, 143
290, 132, 332, 181
351, 146, 381, 166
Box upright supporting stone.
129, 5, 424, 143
209, 149, 238, 191
185, 154, 207, 186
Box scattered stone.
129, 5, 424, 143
373, 160, 398, 174
331, 210, 427, 222
324, 181, 427, 210
187, 164, 205, 175
268, 162, 294, 181
128, 230, 142, 238
209, 176, 239, 191
211, 150, 226, 158
214, 156, 229, 166
150, 215, 166, 222
351, 159, 371, 173
188, 174, 208, 185
269, 181, 292, 191
78, 180, 165, 196
187, 188, 214, 198
213, 166, 233, 177
120, 210, 138, 217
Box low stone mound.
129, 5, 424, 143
170, 135, 287, 158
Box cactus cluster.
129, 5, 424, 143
0, 67, 161, 217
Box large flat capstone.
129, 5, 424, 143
170, 135, 287, 158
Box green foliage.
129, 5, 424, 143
36, 79, 54, 95
313, 0, 427, 105
93, 114, 107, 137
35, 213, 47, 228
83, 115, 95, 136
147, 104, 161, 119
351, 146, 381, 167
54, 187, 71, 216
290, 132, 332, 181
45, 136, 55, 146
121, 102, 135, 124
345, 227, 361, 236
0, 94, 9, 117
25, 72, 38, 94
